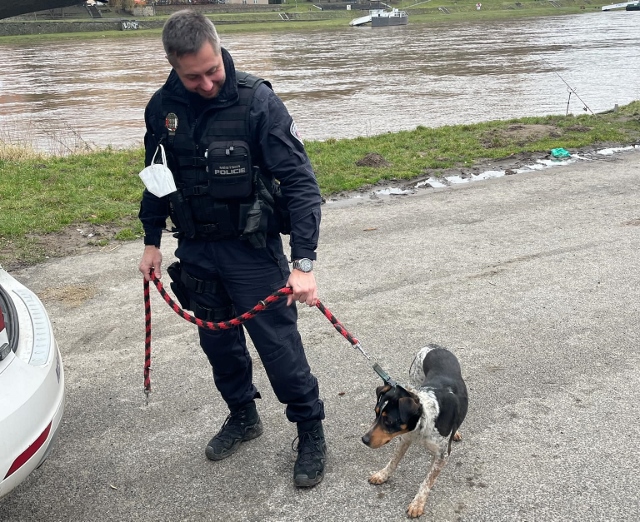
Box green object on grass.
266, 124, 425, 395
551, 147, 571, 159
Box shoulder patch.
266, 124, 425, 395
290, 120, 304, 145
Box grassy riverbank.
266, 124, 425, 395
1, 101, 639, 268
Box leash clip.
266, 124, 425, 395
353, 341, 370, 360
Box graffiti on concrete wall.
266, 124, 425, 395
120, 20, 139, 30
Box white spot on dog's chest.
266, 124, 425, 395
410, 389, 449, 455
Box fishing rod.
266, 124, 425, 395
542, 57, 596, 116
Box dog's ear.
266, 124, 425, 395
375, 384, 391, 399
398, 396, 422, 427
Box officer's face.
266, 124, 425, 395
171, 42, 226, 99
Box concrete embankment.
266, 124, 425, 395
0, 19, 165, 36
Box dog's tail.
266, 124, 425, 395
447, 426, 459, 455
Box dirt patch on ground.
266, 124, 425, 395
507, 124, 565, 140
355, 152, 391, 167
1, 222, 133, 272
481, 124, 564, 148
39, 283, 99, 308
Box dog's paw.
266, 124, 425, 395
453, 430, 462, 442
406, 499, 426, 518
368, 471, 388, 485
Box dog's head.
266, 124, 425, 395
361, 384, 422, 449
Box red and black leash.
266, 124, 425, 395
143, 271, 383, 400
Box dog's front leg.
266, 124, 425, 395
369, 436, 411, 485
406, 455, 447, 518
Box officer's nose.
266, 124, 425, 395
201, 76, 213, 92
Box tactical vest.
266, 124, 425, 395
162, 72, 287, 248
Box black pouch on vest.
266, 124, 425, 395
167, 261, 191, 310
206, 141, 254, 200
271, 182, 291, 235
168, 190, 196, 239
238, 198, 269, 249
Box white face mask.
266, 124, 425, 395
138, 144, 177, 198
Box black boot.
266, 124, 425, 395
292, 420, 327, 487
205, 401, 263, 461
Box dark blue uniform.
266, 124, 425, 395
139, 48, 324, 423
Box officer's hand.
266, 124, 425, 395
287, 270, 318, 307
139, 245, 163, 281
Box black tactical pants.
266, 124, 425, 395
175, 234, 324, 423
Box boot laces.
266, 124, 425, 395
217, 410, 248, 442
292, 431, 323, 464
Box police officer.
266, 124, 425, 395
138, 10, 326, 487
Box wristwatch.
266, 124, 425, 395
292, 258, 314, 273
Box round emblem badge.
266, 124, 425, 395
165, 113, 179, 133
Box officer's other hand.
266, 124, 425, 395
139, 245, 163, 281
287, 270, 318, 307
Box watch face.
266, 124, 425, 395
296, 258, 313, 272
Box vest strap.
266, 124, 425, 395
192, 302, 236, 323
177, 157, 207, 168
182, 183, 211, 197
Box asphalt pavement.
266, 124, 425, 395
1, 150, 639, 522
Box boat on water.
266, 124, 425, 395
626, 1, 640, 10
371, 8, 408, 26
601, 0, 639, 9
349, 8, 408, 27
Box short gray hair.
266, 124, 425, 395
162, 10, 221, 65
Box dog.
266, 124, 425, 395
362, 344, 468, 518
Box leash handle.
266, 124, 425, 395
143, 277, 152, 400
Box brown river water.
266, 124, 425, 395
0, 11, 638, 154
